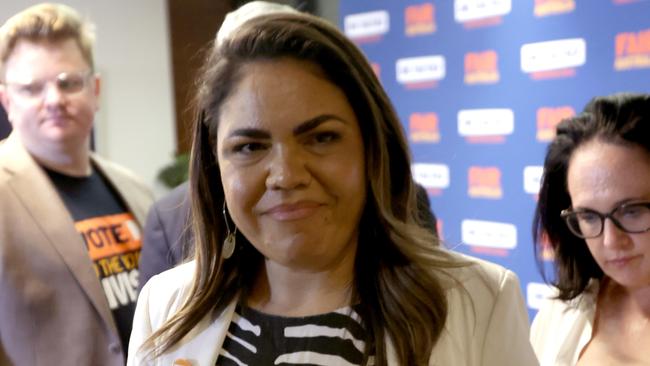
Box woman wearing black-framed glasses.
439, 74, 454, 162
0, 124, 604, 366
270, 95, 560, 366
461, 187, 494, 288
531, 93, 650, 365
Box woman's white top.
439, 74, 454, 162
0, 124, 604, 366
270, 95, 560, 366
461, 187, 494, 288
530, 281, 599, 366
128, 252, 539, 365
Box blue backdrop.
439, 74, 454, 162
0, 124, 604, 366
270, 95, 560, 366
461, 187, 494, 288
340, 0, 650, 319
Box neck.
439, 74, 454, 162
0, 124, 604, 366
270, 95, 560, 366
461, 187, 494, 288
601, 278, 650, 317
247, 250, 356, 317
30, 141, 92, 176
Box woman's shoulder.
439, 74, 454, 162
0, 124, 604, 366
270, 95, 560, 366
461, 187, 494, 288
428, 250, 539, 365
530, 280, 598, 363
434, 250, 528, 330
437, 250, 520, 297
531, 280, 599, 328
138, 261, 196, 322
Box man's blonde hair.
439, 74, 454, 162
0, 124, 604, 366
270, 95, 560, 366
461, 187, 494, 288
0, 3, 95, 77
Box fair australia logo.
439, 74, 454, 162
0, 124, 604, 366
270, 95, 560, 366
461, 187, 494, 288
536, 105, 575, 142
344, 10, 390, 43
454, 0, 511, 28
461, 219, 517, 256
457, 108, 514, 143
405, 2, 436, 36
614, 28, 650, 71
524, 166, 544, 196
409, 112, 440, 143
412, 163, 449, 196
396, 55, 446, 89
521, 38, 586, 79
464, 50, 500, 84
468, 166, 503, 199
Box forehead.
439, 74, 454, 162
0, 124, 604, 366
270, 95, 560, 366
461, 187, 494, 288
567, 140, 650, 206
217, 58, 355, 131
3, 38, 88, 80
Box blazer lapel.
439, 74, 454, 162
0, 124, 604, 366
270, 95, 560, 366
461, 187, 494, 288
0, 135, 119, 335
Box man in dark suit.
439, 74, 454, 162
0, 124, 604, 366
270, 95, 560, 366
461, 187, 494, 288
138, 181, 192, 290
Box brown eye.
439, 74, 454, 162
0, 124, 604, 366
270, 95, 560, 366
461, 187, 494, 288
312, 131, 340, 144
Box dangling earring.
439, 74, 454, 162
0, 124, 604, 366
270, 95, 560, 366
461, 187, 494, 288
223, 202, 237, 259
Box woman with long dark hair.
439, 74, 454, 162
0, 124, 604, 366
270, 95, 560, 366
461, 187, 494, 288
531, 93, 650, 365
128, 3, 536, 365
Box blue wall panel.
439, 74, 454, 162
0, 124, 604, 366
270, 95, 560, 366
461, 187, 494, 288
340, 0, 650, 319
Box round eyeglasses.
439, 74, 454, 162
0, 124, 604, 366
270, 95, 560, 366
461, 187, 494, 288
560, 201, 650, 239
3, 71, 93, 100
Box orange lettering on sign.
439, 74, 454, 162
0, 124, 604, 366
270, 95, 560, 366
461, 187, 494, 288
616, 30, 650, 56
536, 106, 575, 141
410, 113, 438, 130
405, 3, 436, 36
409, 113, 440, 142
464, 50, 499, 84
468, 166, 502, 198
614, 29, 650, 70
406, 3, 433, 24
469, 167, 500, 187
534, 0, 575, 17
465, 51, 498, 73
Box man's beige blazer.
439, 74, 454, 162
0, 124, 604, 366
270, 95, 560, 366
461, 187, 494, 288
0, 133, 153, 365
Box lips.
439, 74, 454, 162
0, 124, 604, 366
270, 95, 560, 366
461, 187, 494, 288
42, 114, 70, 126
264, 201, 323, 221
605, 254, 642, 267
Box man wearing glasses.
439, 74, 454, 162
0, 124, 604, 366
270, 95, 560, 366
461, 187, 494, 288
0, 4, 152, 365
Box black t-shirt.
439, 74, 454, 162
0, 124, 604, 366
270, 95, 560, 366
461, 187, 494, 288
45, 166, 142, 353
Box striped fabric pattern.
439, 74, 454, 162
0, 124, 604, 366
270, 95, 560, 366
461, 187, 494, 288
216, 305, 373, 366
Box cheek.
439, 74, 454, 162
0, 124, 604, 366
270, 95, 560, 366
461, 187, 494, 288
584, 240, 602, 258
220, 164, 261, 226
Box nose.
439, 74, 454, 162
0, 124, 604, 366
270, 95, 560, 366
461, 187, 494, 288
42, 82, 66, 106
265, 145, 311, 190
601, 218, 631, 249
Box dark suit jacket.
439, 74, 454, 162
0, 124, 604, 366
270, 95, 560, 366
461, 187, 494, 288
138, 182, 192, 291
0, 134, 153, 366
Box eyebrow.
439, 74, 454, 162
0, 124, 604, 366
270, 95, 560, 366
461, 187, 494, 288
226, 114, 348, 139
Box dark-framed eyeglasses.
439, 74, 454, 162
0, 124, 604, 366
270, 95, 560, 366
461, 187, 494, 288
560, 201, 650, 239
3, 71, 93, 100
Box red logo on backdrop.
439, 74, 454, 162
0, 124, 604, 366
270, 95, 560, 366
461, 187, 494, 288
614, 29, 650, 71
409, 113, 440, 143
405, 3, 436, 36
534, 0, 575, 17
468, 166, 503, 199
371, 62, 381, 80
536, 106, 575, 142
464, 50, 500, 84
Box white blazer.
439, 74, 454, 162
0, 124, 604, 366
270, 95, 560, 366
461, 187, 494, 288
530, 281, 599, 366
128, 253, 539, 366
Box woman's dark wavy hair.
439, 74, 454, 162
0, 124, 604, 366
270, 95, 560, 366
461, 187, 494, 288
143, 12, 457, 365
533, 92, 650, 300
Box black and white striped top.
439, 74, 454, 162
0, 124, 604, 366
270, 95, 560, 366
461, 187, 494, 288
215, 304, 373, 366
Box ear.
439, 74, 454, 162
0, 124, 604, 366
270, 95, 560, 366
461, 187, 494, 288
92, 73, 101, 111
